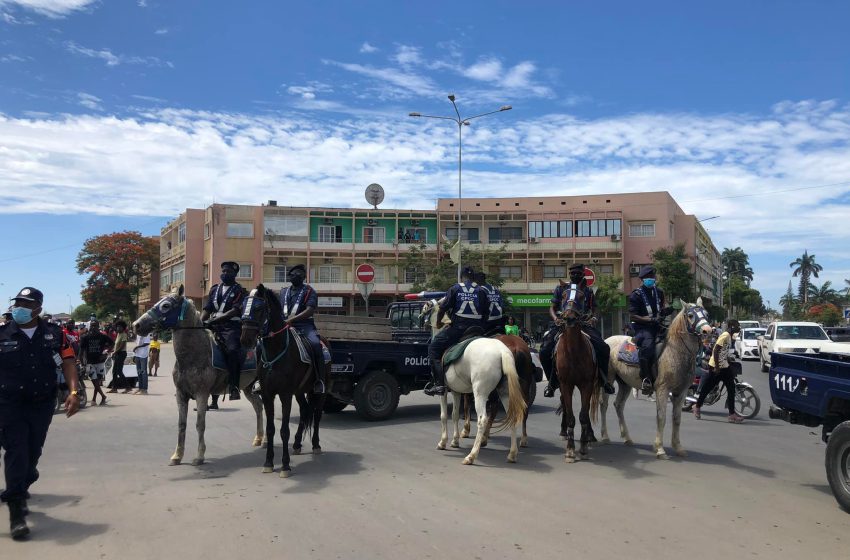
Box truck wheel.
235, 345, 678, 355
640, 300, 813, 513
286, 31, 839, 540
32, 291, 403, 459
323, 396, 349, 414
760, 354, 769, 373
354, 371, 400, 421
825, 421, 850, 513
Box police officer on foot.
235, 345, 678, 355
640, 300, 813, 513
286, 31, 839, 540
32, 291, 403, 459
425, 266, 489, 396
540, 264, 616, 397
474, 271, 505, 336
201, 261, 246, 400
0, 287, 80, 540
629, 265, 674, 395
279, 264, 325, 393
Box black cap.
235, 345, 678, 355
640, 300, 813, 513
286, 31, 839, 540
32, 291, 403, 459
220, 261, 240, 273
11, 287, 44, 305
639, 265, 656, 279
289, 264, 306, 274
461, 266, 475, 278
569, 263, 585, 273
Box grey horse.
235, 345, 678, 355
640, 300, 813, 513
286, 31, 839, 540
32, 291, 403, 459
133, 285, 265, 466
600, 298, 712, 459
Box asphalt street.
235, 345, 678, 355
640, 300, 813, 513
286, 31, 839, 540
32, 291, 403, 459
4, 344, 848, 559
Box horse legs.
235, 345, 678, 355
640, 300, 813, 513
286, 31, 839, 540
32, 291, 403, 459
192, 392, 209, 466
292, 394, 308, 455
279, 394, 293, 477
437, 392, 449, 450
170, 391, 189, 465
262, 391, 276, 473
599, 391, 610, 444
462, 393, 490, 465
670, 391, 687, 457
245, 389, 265, 447
497, 387, 519, 463
461, 393, 472, 438
563, 385, 577, 463
311, 392, 324, 454
578, 387, 595, 459
481, 398, 497, 448
654, 387, 670, 459
613, 380, 633, 445
450, 392, 461, 448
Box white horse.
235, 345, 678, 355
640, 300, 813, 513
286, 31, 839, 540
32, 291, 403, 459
600, 298, 712, 459
422, 301, 527, 465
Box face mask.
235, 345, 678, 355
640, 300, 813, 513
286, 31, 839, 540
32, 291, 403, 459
220, 272, 236, 284
642, 278, 656, 288
289, 272, 305, 285
569, 274, 583, 284
11, 307, 34, 324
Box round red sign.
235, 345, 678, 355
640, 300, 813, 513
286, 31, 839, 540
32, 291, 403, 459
583, 267, 596, 287
355, 264, 375, 283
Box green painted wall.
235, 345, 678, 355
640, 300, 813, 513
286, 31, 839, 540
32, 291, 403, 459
310, 217, 353, 242
396, 218, 438, 244
353, 218, 397, 242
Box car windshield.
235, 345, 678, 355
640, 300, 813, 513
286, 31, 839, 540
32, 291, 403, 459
743, 330, 765, 340
776, 325, 829, 340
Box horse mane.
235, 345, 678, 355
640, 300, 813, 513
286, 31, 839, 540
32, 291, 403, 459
178, 294, 202, 327
257, 283, 285, 327
666, 302, 690, 345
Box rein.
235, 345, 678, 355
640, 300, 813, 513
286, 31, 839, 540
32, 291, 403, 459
257, 324, 290, 369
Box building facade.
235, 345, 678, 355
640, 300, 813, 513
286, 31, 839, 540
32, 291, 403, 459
151, 191, 723, 337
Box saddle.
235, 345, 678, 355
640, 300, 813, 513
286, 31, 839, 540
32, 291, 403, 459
289, 329, 332, 367
442, 336, 482, 368
212, 344, 257, 372
615, 336, 668, 371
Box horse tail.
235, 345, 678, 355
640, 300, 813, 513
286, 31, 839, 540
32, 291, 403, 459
297, 393, 315, 438
491, 345, 528, 433
590, 374, 602, 423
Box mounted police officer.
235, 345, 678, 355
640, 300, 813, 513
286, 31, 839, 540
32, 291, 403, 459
424, 266, 489, 396
0, 287, 80, 540
279, 264, 325, 393
201, 261, 246, 400
474, 271, 505, 336
540, 264, 616, 398
629, 265, 674, 395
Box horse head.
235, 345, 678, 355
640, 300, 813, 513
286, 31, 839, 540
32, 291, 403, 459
675, 296, 712, 337
134, 284, 189, 335
557, 282, 586, 328
240, 284, 272, 347
419, 298, 448, 333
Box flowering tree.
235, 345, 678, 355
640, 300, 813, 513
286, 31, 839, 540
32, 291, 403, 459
76, 231, 159, 320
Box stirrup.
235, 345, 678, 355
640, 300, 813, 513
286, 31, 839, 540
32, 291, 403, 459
251, 380, 261, 395
640, 378, 654, 395
423, 383, 446, 396
312, 379, 325, 394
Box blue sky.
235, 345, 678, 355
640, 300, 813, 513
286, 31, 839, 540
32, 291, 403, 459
1, 0, 849, 314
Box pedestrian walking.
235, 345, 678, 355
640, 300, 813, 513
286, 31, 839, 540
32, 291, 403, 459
107, 321, 129, 393
148, 333, 161, 376
132, 333, 151, 394
0, 287, 80, 540
78, 320, 114, 405
694, 319, 744, 423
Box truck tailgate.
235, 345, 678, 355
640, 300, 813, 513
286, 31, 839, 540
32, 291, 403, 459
770, 352, 850, 418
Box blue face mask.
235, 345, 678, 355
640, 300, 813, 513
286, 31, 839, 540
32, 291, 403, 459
11, 306, 34, 324
642, 278, 656, 288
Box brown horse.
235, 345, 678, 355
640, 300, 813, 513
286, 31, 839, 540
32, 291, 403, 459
240, 284, 328, 478
554, 284, 601, 463
461, 333, 536, 448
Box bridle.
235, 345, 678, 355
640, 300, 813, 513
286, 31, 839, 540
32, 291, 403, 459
679, 304, 711, 337
241, 289, 291, 369
558, 284, 585, 328
143, 295, 207, 331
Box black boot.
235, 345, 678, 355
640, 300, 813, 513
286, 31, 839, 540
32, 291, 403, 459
543, 377, 558, 398
209, 395, 220, 409
228, 386, 241, 400
599, 370, 616, 395
424, 363, 446, 396
639, 358, 654, 395
9, 500, 29, 540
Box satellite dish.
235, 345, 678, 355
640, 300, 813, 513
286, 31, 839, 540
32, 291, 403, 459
365, 183, 385, 209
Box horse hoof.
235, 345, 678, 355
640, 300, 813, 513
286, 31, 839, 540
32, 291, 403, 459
507, 454, 517, 463
191, 458, 204, 466
280, 470, 292, 478
481, 441, 489, 448
598, 438, 610, 445
675, 449, 688, 458
252, 437, 262, 447
461, 431, 470, 439
462, 457, 474, 465
169, 459, 181, 466
437, 443, 446, 450
292, 447, 302, 456
262, 466, 273, 474
450, 441, 460, 449
623, 439, 634, 446
520, 440, 528, 448
564, 457, 576, 464
312, 447, 322, 455
656, 452, 669, 460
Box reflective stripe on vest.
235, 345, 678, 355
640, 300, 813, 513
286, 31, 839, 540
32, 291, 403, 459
454, 283, 482, 320
482, 285, 503, 321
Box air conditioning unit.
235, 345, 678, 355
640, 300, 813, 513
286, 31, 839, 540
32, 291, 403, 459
610, 234, 621, 242
528, 237, 539, 243
323, 217, 333, 224
367, 219, 377, 226
629, 265, 641, 276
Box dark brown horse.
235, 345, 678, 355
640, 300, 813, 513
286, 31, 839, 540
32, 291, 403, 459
461, 334, 536, 448
240, 284, 328, 478
555, 284, 601, 463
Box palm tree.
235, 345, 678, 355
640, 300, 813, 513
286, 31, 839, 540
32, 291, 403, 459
845, 278, 850, 297
721, 247, 754, 285
789, 250, 823, 306
807, 281, 840, 305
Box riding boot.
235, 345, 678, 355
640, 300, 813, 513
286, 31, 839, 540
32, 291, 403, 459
8, 500, 29, 540
424, 361, 446, 396
598, 369, 615, 395
543, 375, 559, 398
639, 358, 655, 395
540, 347, 557, 398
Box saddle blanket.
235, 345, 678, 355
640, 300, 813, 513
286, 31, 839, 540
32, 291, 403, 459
616, 339, 640, 365
442, 336, 482, 368
291, 330, 332, 366
212, 345, 257, 372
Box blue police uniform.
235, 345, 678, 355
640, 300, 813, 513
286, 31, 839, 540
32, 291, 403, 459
628, 283, 666, 381
0, 318, 69, 505
203, 281, 245, 389
279, 284, 323, 365
479, 283, 506, 335
539, 283, 596, 382
426, 279, 489, 393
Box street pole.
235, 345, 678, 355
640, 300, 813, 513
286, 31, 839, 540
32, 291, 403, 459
410, 96, 511, 281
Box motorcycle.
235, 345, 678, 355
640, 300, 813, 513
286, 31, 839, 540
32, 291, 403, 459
682, 361, 760, 419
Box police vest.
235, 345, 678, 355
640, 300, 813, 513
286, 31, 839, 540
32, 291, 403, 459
453, 282, 484, 322
210, 282, 243, 321
481, 284, 504, 322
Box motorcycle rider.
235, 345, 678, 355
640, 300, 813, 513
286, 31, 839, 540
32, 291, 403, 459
628, 265, 674, 395
694, 319, 744, 423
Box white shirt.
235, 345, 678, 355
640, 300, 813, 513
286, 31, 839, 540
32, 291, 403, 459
134, 334, 151, 359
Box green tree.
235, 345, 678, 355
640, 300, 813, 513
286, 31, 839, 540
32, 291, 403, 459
789, 250, 823, 306
594, 275, 625, 315
76, 231, 159, 320
650, 243, 694, 301
779, 280, 803, 320
808, 281, 841, 306
721, 247, 754, 286
71, 303, 97, 321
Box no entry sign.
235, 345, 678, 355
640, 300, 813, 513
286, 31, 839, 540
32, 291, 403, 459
583, 267, 596, 287
356, 264, 375, 283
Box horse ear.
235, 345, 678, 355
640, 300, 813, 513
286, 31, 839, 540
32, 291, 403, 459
177, 284, 184, 297
559, 279, 566, 287
696, 296, 703, 307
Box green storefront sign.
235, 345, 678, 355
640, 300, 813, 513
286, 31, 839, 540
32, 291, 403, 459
505, 294, 551, 307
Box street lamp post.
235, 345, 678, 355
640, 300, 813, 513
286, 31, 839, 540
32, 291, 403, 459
410, 95, 511, 281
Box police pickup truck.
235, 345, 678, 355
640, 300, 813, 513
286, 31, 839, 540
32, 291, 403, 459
768, 343, 850, 512
317, 301, 432, 421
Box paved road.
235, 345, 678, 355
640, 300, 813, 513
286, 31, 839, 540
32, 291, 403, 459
6, 344, 848, 558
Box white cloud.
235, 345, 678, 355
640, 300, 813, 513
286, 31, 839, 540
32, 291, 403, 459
0, 0, 96, 17
323, 59, 437, 97
154, 27, 168, 35
76, 92, 101, 110
64, 41, 173, 68
0, 53, 28, 62
466, 58, 503, 82
284, 82, 333, 101
392, 45, 422, 66
137, 0, 147, 6
359, 42, 378, 54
